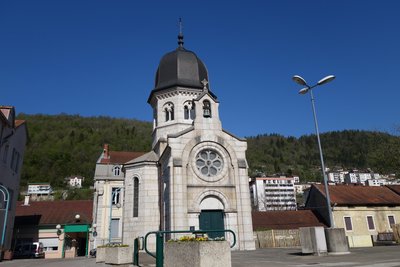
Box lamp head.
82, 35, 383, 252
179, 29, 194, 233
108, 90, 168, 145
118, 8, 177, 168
317, 75, 335, 85
292, 75, 308, 86
298, 88, 309, 94
56, 224, 62, 236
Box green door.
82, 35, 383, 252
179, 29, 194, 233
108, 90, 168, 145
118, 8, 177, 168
199, 210, 224, 238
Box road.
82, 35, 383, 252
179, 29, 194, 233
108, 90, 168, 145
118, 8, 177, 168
0, 246, 399, 267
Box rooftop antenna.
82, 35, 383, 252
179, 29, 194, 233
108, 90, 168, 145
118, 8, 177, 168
178, 18, 184, 48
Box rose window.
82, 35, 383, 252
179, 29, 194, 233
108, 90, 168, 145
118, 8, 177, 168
195, 149, 223, 177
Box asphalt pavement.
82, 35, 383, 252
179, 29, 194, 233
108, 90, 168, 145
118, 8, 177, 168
0, 246, 399, 267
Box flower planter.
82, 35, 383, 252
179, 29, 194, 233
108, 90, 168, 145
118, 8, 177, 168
164, 241, 231, 267
104, 246, 132, 265
96, 247, 106, 263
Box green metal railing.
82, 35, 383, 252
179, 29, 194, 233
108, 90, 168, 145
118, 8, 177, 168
143, 229, 236, 267
133, 236, 144, 266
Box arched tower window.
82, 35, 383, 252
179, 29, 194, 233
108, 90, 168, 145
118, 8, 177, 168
203, 100, 211, 118
183, 101, 195, 120
164, 102, 174, 122
133, 177, 139, 217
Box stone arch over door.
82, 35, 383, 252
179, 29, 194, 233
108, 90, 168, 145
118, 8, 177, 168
193, 190, 231, 212
198, 195, 226, 238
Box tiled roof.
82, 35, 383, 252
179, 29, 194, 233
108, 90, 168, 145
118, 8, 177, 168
125, 151, 158, 164
252, 210, 327, 230
386, 185, 400, 195
15, 200, 93, 225
313, 184, 400, 205
100, 151, 146, 164
15, 120, 26, 127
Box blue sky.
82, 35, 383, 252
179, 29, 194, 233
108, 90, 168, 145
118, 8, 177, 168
1, 0, 399, 137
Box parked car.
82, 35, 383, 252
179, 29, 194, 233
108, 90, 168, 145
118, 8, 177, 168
14, 242, 44, 258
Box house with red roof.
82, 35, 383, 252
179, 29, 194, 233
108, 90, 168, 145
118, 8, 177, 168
92, 144, 145, 246
14, 198, 93, 259
305, 184, 400, 247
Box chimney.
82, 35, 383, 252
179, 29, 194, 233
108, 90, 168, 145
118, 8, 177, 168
23, 195, 30, 206
103, 144, 110, 160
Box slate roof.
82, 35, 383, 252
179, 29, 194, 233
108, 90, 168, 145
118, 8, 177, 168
252, 210, 327, 230
100, 151, 146, 164
312, 184, 400, 205
15, 200, 93, 225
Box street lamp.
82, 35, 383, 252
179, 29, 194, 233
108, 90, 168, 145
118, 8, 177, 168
292, 74, 335, 228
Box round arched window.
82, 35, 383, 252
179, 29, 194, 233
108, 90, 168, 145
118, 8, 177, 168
195, 149, 223, 177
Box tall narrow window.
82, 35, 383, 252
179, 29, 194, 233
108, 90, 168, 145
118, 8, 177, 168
133, 178, 139, 217
112, 187, 121, 205
184, 106, 189, 120
183, 101, 195, 120
388, 215, 396, 228
163, 103, 174, 122
366, 216, 375, 230
344, 216, 353, 231
110, 218, 120, 238
203, 100, 211, 118
165, 108, 169, 121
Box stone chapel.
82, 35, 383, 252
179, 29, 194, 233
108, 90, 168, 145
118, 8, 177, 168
93, 33, 255, 251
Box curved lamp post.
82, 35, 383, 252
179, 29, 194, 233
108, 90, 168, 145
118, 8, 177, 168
292, 74, 335, 228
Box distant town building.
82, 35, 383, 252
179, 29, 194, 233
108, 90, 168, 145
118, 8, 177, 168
66, 175, 85, 188
366, 178, 387, 186
344, 170, 380, 185
250, 176, 297, 211
27, 183, 53, 200
0, 106, 28, 252
294, 183, 312, 195
327, 170, 347, 183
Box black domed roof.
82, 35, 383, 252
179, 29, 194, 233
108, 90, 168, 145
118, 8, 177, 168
153, 46, 209, 91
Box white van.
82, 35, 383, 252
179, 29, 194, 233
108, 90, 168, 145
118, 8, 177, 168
14, 242, 44, 258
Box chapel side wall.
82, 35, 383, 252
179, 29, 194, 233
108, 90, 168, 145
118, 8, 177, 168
123, 163, 160, 250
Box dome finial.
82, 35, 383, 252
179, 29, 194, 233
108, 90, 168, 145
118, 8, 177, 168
178, 18, 184, 48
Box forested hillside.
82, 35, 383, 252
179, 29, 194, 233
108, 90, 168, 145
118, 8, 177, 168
247, 131, 400, 180
17, 114, 400, 189
17, 113, 152, 189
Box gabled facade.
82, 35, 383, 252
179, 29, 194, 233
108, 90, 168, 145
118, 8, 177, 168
305, 184, 400, 247
0, 106, 27, 253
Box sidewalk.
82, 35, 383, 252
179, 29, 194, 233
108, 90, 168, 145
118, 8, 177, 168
0, 246, 399, 267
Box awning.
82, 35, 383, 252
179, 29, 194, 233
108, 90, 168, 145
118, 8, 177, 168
64, 224, 89, 233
